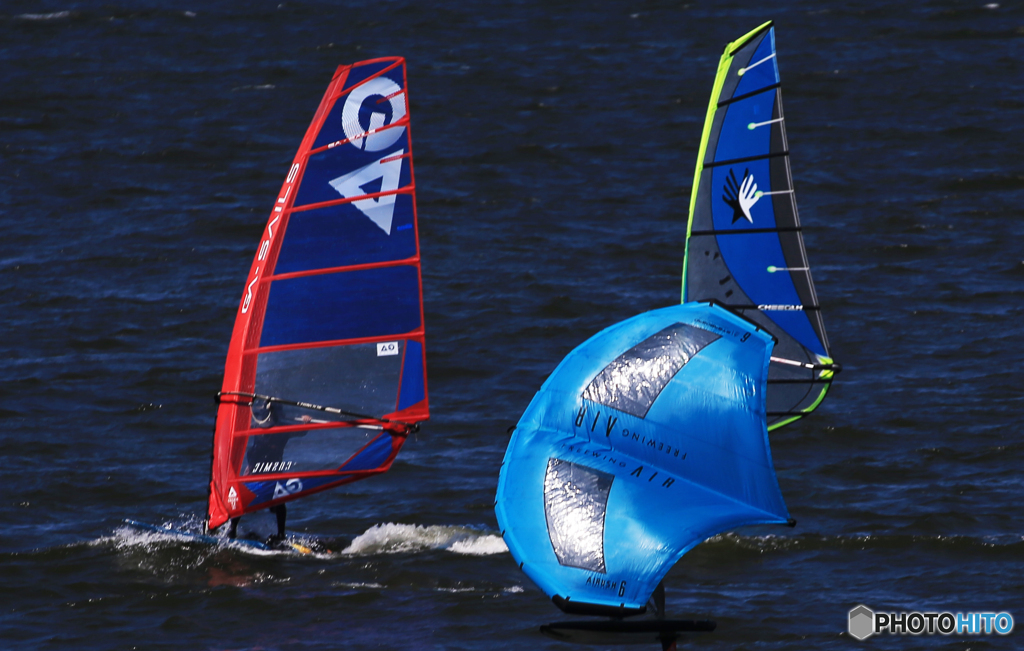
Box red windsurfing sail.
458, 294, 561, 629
207, 58, 428, 532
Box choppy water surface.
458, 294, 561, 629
2, 1, 1023, 649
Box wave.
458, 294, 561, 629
86, 519, 1024, 564
15, 11, 75, 21
341, 522, 508, 556
701, 531, 1024, 555
100, 518, 508, 559
105, 518, 283, 558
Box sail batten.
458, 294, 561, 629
207, 57, 428, 532
250, 332, 425, 355
267, 257, 421, 283
286, 185, 414, 214
703, 150, 789, 169
717, 82, 783, 108
690, 227, 802, 235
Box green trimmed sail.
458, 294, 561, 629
682, 22, 838, 430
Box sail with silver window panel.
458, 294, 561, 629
206, 57, 429, 533
496, 302, 791, 624
681, 22, 840, 431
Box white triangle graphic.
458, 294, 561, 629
273, 482, 289, 499
227, 486, 238, 509
328, 149, 404, 235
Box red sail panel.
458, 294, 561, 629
207, 58, 428, 531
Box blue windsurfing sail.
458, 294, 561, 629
682, 22, 838, 431
495, 302, 791, 615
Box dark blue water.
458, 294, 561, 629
3, 2, 1023, 649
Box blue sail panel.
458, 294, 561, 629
340, 434, 396, 472
240, 426, 383, 477
495, 303, 790, 613
712, 92, 776, 164
705, 159, 825, 355
275, 193, 417, 274
259, 266, 422, 347
250, 341, 407, 424
295, 145, 412, 210
341, 60, 399, 92
733, 28, 778, 97
397, 339, 425, 411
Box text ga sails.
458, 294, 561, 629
242, 162, 301, 314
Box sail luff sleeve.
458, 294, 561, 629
682, 30, 749, 304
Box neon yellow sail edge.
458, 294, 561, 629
681, 21, 773, 302
767, 355, 834, 431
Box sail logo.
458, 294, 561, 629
758, 304, 804, 311
227, 486, 239, 509
377, 341, 399, 356
328, 150, 405, 235
558, 441, 628, 469
272, 478, 303, 499
242, 162, 299, 314
585, 576, 624, 595
325, 75, 410, 235
723, 168, 760, 223
252, 461, 295, 474
574, 406, 618, 437
341, 76, 406, 152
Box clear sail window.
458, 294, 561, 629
582, 323, 721, 418
252, 342, 405, 428
544, 458, 614, 574
241, 427, 380, 476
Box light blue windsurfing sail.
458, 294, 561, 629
682, 22, 838, 431
495, 302, 791, 616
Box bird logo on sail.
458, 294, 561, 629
723, 168, 760, 223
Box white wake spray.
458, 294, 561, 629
341, 522, 508, 556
